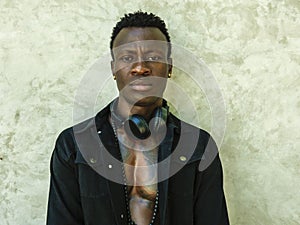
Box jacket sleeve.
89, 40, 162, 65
46, 131, 84, 225
194, 137, 230, 225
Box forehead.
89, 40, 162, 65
113, 27, 168, 48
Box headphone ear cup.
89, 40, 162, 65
124, 106, 169, 140
149, 107, 168, 134
125, 114, 150, 140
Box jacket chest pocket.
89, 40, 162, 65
75, 153, 109, 198
168, 161, 196, 196
75, 153, 118, 225
167, 163, 196, 225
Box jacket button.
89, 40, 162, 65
120, 214, 124, 219
108, 164, 113, 169
90, 158, 97, 164
179, 156, 187, 162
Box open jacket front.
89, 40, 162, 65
46, 101, 230, 225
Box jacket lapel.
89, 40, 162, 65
99, 120, 128, 225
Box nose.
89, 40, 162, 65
130, 61, 151, 76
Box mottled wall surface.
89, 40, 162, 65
0, 0, 299, 224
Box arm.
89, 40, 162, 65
46, 131, 84, 225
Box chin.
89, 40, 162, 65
123, 95, 162, 107
134, 96, 162, 107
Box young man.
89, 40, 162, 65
47, 11, 230, 225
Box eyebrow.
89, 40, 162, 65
115, 49, 166, 55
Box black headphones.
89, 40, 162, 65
110, 99, 169, 140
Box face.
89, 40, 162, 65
111, 27, 172, 107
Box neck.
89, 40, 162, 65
117, 96, 163, 121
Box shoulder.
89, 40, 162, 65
53, 102, 112, 163
168, 113, 218, 165
169, 113, 212, 146
53, 115, 97, 161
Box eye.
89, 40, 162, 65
146, 56, 161, 62
120, 55, 134, 63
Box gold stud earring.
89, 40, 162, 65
113, 74, 116, 80
168, 73, 172, 78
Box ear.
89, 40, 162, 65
111, 60, 115, 76
167, 58, 173, 74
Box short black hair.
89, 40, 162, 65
110, 11, 171, 57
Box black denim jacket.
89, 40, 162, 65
46, 102, 230, 225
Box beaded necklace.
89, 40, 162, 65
110, 117, 159, 225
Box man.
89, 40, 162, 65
47, 11, 230, 225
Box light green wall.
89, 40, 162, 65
0, 0, 299, 224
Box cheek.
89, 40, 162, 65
115, 74, 130, 91
155, 64, 169, 76
114, 62, 132, 74
116, 80, 124, 92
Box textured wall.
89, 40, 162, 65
0, 0, 299, 224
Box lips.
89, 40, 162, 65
129, 80, 153, 91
